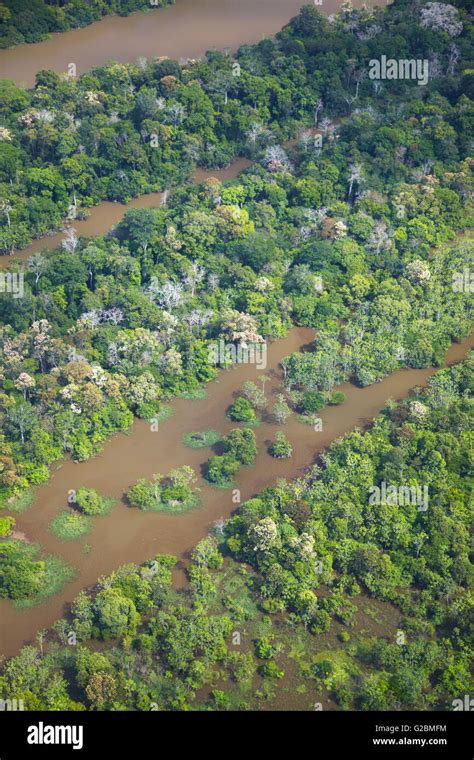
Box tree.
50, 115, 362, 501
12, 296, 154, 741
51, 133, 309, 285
76, 488, 108, 516
7, 403, 37, 444
405, 260, 431, 285
241, 381, 267, 410
0, 199, 12, 227
0, 516, 15, 537
419, 3, 463, 37
270, 431, 293, 459
262, 146, 293, 173
272, 394, 292, 424
191, 537, 223, 569
27, 253, 46, 292
85, 672, 118, 710
302, 391, 325, 413
347, 163, 363, 201
93, 588, 140, 640
169, 465, 196, 490
128, 476, 162, 510
227, 398, 257, 424
0, 541, 45, 599
14, 373, 35, 400
313, 98, 323, 125
224, 428, 257, 465
206, 455, 240, 487
61, 227, 79, 254
249, 518, 279, 553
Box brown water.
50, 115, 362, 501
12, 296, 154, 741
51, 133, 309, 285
0, 327, 472, 658
0, 0, 386, 88
0, 161, 252, 268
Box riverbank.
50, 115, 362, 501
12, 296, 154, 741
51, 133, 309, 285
0, 325, 472, 658
0, 161, 252, 268
0, 1, 387, 88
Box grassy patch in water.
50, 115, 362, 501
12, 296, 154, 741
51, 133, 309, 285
206, 478, 237, 491
49, 511, 92, 542
154, 405, 174, 423
1, 489, 35, 513
182, 430, 221, 449
97, 496, 116, 516
177, 388, 208, 400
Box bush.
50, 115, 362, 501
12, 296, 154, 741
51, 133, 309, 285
312, 660, 334, 680
136, 400, 162, 420
160, 483, 199, 512
128, 468, 199, 513
329, 391, 346, 405
254, 636, 275, 660
76, 488, 114, 516
227, 398, 257, 424
0, 516, 15, 537
0, 540, 45, 599
301, 391, 325, 413
127, 477, 162, 511
333, 684, 353, 709
259, 660, 284, 679
206, 455, 240, 488
270, 431, 293, 459
3, 489, 34, 513
223, 428, 257, 465
177, 388, 207, 400
310, 609, 331, 635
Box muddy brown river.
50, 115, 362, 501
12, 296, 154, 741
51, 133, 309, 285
0, 0, 387, 88
0, 327, 472, 658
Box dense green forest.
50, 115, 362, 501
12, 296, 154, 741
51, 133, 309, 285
0, 1, 472, 501
0, 0, 174, 49
0, 356, 472, 710
0, 0, 473, 252
0, 0, 472, 711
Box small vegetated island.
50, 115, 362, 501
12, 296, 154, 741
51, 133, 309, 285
128, 465, 200, 512
49, 487, 116, 541
182, 429, 221, 449
206, 427, 258, 488
0, 0, 472, 711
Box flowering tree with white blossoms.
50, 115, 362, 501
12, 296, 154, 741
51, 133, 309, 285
420, 3, 463, 37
